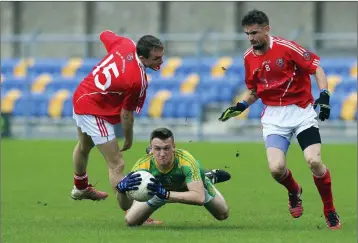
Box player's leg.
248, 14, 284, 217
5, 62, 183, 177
203, 179, 229, 220
125, 196, 165, 226
71, 118, 108, 200
262, 106, 302, 218
296, 123, 341, 229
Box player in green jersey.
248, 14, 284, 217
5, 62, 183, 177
116, 127, 230, 226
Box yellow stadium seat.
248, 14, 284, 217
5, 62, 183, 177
211, 57, 232, 78
327, 75, 342, 94
62, 58, 83, 78
48, 89, 70, 119
161, 57, 182, 78
148, 90, 172, 118
1, 89, 22, 113
180, 74, 200, 94
350, 62, 357, 78
340, 92, 357, 121
14, 58, 35, 77
32, 74, 53, 93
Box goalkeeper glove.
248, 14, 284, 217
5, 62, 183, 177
116, 172, 142, 193
147, 177, 170, 200
218, 101, 249, 122
313, 89, 330, 121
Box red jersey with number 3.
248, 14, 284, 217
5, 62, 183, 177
244, 36, 320, 108
73, 30, 148, 124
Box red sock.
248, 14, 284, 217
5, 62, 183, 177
278, 169, 300, 194
74, 172, 88, 190
313, 168, 335, 215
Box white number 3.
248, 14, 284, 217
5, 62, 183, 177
92, 54, 120, 91
265, 64, 270, 71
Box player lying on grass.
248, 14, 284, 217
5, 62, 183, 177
116, 127, 231, 226
219, 9, 340, 229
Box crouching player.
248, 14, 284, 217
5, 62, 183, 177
116, 128, 230, 226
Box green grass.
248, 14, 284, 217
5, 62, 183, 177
1, 139, 356, 243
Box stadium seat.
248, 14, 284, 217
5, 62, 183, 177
1, 56, 356, 119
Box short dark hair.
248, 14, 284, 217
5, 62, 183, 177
136, 35, 163, 58
150, 128, 174, 142
241, 9, 269, 27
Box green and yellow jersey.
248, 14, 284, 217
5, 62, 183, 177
131, 149, 210, 192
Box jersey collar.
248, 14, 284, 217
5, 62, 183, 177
153, 157, 176, 174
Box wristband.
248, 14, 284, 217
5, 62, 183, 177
320, 89, 330, 95
241, 100, 249, 109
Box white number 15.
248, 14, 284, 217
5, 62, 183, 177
92, 54, 119, 91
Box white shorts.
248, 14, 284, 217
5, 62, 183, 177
261, 104, 319, 142
73, 111, 115, 145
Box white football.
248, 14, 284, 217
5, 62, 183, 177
127, 170, 155, 202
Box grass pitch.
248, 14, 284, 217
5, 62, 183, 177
1, 140, 356, 243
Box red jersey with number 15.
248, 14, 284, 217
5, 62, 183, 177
73, 30, 148, 124
244, 36, 320, 108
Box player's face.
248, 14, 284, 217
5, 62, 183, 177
141, 48, 164, 71
244, 24, 270, 50
151, 137, 175, 166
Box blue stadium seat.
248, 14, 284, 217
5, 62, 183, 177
28, 59, 67, 76
63, 97, 74, 118
1, 77, 32, 93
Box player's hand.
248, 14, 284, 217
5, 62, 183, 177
120, 139, 133, 152
147, 178, 170, 200
218, 102, 248, 122
116, 172, 142, 193
313, 89, 330, 121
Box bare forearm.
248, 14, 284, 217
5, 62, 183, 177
314, 66, 328, 90
118, 192, 134, 211
167, 191, 205, 206
120, 109, 134, 140
242, 89, 259, 106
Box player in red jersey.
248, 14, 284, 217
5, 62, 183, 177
219, 10, 340, 229
70, 30, 164, 220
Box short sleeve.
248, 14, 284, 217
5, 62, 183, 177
285, 40, 320, 75
244, 58, 257, 90
122, 67, 147, 112
178, 151, 201, 183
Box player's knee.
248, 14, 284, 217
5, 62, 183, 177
124, 216, 141, 227
108, 152, 125, 173
216, 209, 229, 221
76, 141, 93, 155
306, 156, 322, 170
269, 161, 286, 179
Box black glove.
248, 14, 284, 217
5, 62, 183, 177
218, 101, 248, 122
313, 89, 330, 121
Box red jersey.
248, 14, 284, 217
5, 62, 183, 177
73, 30, 148, 124
244, 36, 320, 108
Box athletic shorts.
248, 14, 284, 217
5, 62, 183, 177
146, 177, 217, 210
73, 110, 115, 145
261, 104, 318, 142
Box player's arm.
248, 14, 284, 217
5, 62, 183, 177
313, 65, 328, 91
116, 171, 142, 211
166, 181, 205, 206
219, 59, 257, 122
120, 108, 134, 152
99, 30, 123, 53
117, 157, 151, 210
